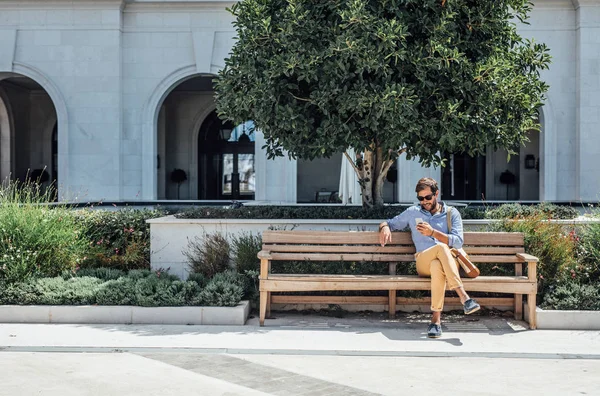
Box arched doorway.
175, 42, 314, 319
155, 75, 255, 200
0, 75, 57, 192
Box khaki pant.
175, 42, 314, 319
415, 244, 463, 312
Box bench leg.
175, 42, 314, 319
266, 291, 271, 318
514, 294, 523, 321
388, 290, 396, 319
527, 293, 537, 329
259, 291, 267, 326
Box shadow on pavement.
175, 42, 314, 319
68, 309, 528, 347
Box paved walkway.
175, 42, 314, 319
1, 311, 600, 395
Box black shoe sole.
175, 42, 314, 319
464, 305, 481, 315
428, 334, 442, 338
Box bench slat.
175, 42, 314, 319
468, 255, 523, 263
263, 244, 417, 254
268, 253, 416, 261
262, 231, 412, 245
266, 274, 530, 281
466, 247, 525, 254
261, 278, 536, 293
262, 231, 524, 246
266, 252, 523, 263
270, 295, 515, 307
262, 244, 524, 255
463, 232, 524, 245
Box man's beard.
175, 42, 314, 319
421, 198, 438, 213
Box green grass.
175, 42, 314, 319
0, 180, 87, 283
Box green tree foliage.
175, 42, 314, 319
216, 0, 550, 206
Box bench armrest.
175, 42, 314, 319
517, 253, 538, 282
258, 251, 272, 279
257, 250, 272, 260
517, 253, 539, 262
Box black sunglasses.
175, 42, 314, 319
417, 194, 434, 201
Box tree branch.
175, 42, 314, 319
343, 150, 361, 176
287, 92, 311, 102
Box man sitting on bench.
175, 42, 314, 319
378, 177, 480, 338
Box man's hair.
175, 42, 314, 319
415, 177, 438, 194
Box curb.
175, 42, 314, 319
0, 301, 250, 325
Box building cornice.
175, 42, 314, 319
0, 0, 126, 10
123, 0, 235, 11
571, 0, 600, 7
533, 0, 575, 8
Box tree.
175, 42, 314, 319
216, 0, 550, 207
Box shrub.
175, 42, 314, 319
75, 208, 167, 271
177, 205, 406, 220
95, 277, 136, 305
231, 232, 261, 273
35, 277, 103, 305
0, 180, 88, 283
488, 214, 578, 299
542, 282, 600, 310
199, 271, 244, 307
186, 272, 208, 287
175, 204, 571, 221
574, 223, 600, 283
485, 203, 578, 220
127, 269, 154, 280
133, 276, 186, 307
0, 277, 103, 305
179, 280, 204, 306
0, 279, 43, 305
69, 267, 126, 281
219, 229, 260, 301
458, 207, 486, 220
183, 232, 231, 278
0, 268, 207, 307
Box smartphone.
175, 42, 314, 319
415, 217, 424, 225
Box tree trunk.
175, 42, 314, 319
345, 145, 396, 208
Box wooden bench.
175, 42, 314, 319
258, 230, 539, 329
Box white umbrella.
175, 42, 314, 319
338, 148, 362, 205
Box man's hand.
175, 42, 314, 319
416, 222, 434, 237
379, 224, 392, 246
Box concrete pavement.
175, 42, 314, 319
1, 311, 600, 395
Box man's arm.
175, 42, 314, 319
446, 209, 464, 248
379, 211, 410, 247
419, 209, 463, 247
379, 221, 391, 247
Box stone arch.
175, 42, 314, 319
141, 65, 216, 199
0, 62, 69, 198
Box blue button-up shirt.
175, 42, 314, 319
386, 202, 464, 253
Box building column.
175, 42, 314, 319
575, 0, 600, 200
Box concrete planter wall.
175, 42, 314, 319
525, 303, 600, 330
0, 301, 250, 325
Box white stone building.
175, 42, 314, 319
0, 0, 598, 204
